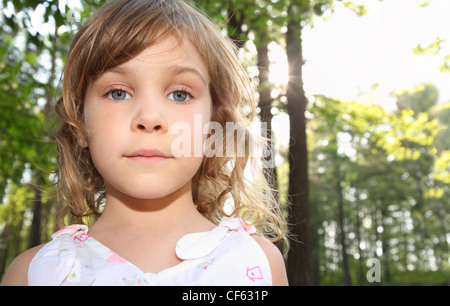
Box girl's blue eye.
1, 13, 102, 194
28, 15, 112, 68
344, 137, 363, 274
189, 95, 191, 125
167, 90, 192, 103
107, 90, 131, 101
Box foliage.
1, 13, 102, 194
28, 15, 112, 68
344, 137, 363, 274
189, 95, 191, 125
0, 0, 100, 275
308, 89, 449, 285
413, 37, 450, 73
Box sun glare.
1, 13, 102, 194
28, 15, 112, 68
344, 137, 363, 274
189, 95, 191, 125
268, 42, 289, 86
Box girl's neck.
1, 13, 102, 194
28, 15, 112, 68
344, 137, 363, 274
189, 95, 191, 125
91, 181, 212, 233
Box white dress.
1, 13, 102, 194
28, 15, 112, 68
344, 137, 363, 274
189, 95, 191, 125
28, 218, 272, 286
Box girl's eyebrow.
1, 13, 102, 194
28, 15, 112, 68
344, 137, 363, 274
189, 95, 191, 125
102, 66, 135, 78
103, 65, 208, 86
165, 65, 209, 86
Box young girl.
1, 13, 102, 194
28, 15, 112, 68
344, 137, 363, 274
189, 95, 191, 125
2, 0, 288, 286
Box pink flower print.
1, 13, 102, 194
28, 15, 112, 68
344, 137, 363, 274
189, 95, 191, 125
127, 275, 148, 286
242, 223, 253, 233
60, 225, 79, 231
197, 259, 214, 271
73, 233, 89, 242
225, 226, 237, 233
106, 252, 128, 264
246, 266, 263, 281
239, 220, 256, 234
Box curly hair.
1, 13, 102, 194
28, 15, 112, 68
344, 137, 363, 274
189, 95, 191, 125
53, 0, 288, 250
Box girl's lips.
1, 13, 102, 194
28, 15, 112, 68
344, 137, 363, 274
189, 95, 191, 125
126, 156, 170, 163
125, 149, 172, 163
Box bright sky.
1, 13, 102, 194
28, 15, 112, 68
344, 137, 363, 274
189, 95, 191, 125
300, 0, 450, 111
268, 0, 450, 159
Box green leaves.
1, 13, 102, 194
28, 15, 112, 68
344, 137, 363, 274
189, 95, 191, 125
413, 37, 450, 73
342, 1, 367, 16
413, 37, 444, 56
433, 150, 450, 184
309, 84, 449, 283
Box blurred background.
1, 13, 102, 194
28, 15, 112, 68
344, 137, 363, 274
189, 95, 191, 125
0, 0, 449, 285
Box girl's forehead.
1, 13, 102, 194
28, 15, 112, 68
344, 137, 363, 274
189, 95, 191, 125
112, 35, 210, 83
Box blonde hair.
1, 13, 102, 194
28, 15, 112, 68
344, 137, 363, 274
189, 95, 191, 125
54, 0, 287, 249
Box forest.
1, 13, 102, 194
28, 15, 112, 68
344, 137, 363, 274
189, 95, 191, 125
0, 0, 449, 285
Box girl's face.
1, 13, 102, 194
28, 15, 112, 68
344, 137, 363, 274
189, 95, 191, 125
83, 35, 211, 201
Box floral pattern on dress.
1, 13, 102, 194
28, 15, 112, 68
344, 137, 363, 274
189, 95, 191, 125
28, 218, 272, 286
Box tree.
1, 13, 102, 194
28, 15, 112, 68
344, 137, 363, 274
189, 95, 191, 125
285, 0, 353, 286
284, 1, 313, 286
309, 89, 449, 285
284, 0, 379, 285
394, 83, 439, 115
0, 0, 102, 276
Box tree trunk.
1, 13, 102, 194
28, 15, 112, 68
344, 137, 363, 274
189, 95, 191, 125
285, 5, 314, 286
379, 198, 391, 284
336, 179, 351, 286
28, 25, 58, 248
0, 223, 13, 278
28, 175, 43, 248
355, 200, 365, 285
257, 44, 278, 199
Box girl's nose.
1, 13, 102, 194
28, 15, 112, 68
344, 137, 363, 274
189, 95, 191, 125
131, 97, 168, 133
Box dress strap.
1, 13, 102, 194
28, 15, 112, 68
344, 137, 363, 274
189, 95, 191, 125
51, 224, 89, 240
175, 218, 256, 260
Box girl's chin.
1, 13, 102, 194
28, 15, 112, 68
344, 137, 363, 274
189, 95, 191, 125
107, 182, 190, 202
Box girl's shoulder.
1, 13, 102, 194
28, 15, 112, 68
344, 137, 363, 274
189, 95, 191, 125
1, 243, 47, 286
251, 235, 288, 286
1, 224, 87, 286
224, 218, 288, 285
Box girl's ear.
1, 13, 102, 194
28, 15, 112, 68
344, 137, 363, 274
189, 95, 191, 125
76, 129, 89, 148
75, 116, 89, 148
78, 137, 89, 148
